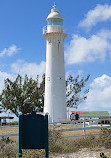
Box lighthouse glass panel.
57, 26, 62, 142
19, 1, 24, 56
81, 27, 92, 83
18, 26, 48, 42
47, 18, 63, 25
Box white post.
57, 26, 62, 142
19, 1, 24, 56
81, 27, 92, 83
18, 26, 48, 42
83, 118, 86, 136
67, 107, 70, 120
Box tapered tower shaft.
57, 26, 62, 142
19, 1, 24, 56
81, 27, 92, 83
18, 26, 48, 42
43, 7, 67, 123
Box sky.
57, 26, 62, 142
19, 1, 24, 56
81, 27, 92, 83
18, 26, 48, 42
0, 0, 111, 120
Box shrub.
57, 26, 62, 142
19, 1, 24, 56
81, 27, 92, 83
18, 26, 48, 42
22, 149, 45, 158
49, 130, 97, 153
0, 127, 111, 157
107, 152, 111, 158
6, 121, 18, 126
99, 128, 111, 148
0, 137, 17, 158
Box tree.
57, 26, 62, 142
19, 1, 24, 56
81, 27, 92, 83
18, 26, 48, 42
0, 74, 45, 117
0, 73, 89, 117
0, 107, 3, 113
66, 74, 90, 108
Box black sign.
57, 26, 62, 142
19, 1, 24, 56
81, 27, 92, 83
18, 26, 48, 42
18, 112, 48, 157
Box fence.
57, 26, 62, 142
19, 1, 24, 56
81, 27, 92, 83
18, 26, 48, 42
52, 118, 111, 138
0, 118, 111, 138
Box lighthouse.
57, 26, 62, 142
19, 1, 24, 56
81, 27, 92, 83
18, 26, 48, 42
43, 5, 67, 123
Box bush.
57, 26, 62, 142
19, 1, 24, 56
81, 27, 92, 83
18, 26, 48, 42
0, 128, 111, 157
49, 130, 98, 153
6, 121, 18, 126
22, 149, 45, 158
0, 137, 45, 158
0, 137, 17, 158
99, 128, 111, 148
107, 152, 111, 158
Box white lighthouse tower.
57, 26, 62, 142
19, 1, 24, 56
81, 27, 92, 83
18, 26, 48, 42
43, 5, 67, 123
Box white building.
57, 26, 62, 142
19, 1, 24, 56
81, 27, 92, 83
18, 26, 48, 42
43, 6, 67, 123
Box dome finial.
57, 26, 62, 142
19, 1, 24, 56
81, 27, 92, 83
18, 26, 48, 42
52, 2, 56, 9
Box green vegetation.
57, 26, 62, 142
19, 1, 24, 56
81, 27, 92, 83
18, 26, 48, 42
0, 74, 90, 116
66, 74, 90, 108
107, 152, 111, 158
0, 128, 111, 158
22, 150, 45, 158
0, 107, 3, 113
99, 128, 111, 148
6, 121, 18, 126
0, 137, 17, 158
0, 74, 45, 117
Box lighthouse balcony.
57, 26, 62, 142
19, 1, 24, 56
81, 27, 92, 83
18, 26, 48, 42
43, 25, 66, 34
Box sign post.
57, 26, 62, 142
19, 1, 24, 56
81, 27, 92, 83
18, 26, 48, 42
44, 114, 48, 158
18, 115, 22, 158
18, 112, 49, 158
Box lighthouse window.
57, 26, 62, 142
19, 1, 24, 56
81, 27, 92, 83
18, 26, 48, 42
60, 77, 62, 80
49, 40, 51, 44
58, 40, 60, 44
47, 18, 63, 25
47, 77, 50, 81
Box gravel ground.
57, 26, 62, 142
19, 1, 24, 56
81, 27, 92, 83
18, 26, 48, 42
50, 148, 111, 158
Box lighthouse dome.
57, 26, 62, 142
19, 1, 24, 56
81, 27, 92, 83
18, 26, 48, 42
46, 8, 64, 26
47, 8, 64, 21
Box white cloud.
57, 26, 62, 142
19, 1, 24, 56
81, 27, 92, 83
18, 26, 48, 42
0, 60, 46, 93
65, 29, 111, 64
79, 4, 111, 29
0, 71, 18, 121
82, 74, 111, 111
0, 45, 21, 57
11, 60, 46, 80
0, 60, 46, 120
0, 71, 15, 93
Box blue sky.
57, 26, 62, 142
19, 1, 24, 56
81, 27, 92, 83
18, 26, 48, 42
0, 0, 111, 120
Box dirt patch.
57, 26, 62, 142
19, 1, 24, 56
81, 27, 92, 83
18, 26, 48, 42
50, 148, 111, 158
0, 127, 18, 135
51, 124, 101, 137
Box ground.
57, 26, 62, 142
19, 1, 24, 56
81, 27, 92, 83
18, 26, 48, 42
0, 125, 111, 157
51, 148, 111, 158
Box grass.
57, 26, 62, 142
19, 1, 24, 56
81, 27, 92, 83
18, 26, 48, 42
51, 124, 101, 137
0, 125, 111, 157
0, 137, 18, 158
97, 152, 111, 158
107, 152, 111, 158
0, 127, 18, 135
6, 121, 18, 126
0, 127, 18, 141
0, 124, 100, 140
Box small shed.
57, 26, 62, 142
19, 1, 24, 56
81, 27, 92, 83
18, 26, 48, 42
70, 111, 111, 124
0, 116, 14, 126
71, 111, 110, 118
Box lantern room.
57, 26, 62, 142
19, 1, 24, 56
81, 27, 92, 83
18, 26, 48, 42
43, 7, 64, 34
47, 8, 63, 26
